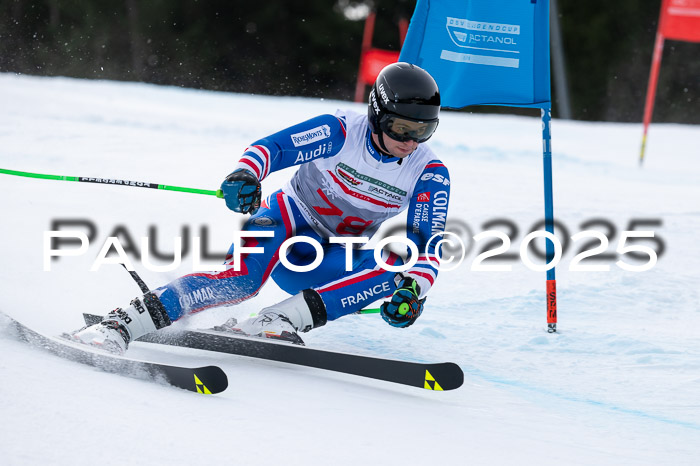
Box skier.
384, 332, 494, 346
69, 62, 451, 354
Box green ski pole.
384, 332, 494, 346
0, 168, 223, 198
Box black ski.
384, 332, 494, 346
2, 312, 228, 395
85, 313, 463, 391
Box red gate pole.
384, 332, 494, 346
354, 12, 377, 103
640, 29, 666, 165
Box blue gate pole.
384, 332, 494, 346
541, 105, 557, 333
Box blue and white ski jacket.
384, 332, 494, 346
233, 110, 451, 296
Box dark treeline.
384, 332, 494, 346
0, 0, 697, 123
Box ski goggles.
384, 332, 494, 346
379, 115, 439, 143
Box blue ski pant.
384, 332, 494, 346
155, 190, 401, 322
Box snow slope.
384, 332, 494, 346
1, 73, 699, 465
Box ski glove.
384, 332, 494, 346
380, 274, 425, 328
221, 169, 261, 214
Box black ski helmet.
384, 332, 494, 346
368, 62, 440, 145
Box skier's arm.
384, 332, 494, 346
379, 160, 451, 327
380, 161, 450, 327
404, 160, 451, 298
233, 114, 348, 181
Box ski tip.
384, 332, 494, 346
188, 366, 229, 395
423, 363, 464, 391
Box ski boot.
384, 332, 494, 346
66, 292, 171, 355
213, 289, 327, 346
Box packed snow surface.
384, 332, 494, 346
1, 74, 699, 465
